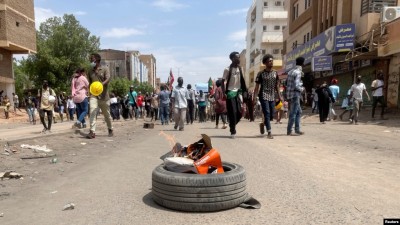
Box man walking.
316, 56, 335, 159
286, 57, 305, 136
128, 86, 138, 120
222, 51, 247, 139
253, 54, 282, 139
25, 91, 37, 124
86, 53, 113, 139
350, 75, 370, 125
186, 84, 195, 125
38, 80, 57, 133
328, 79, 339, 120
371, 70, 386, 120
159, 85, 171, 125
12, 93, 21, 114
171, 77, 189, 131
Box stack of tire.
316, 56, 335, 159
152, 162, 247, 212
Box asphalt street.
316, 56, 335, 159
0, 110, 399, 225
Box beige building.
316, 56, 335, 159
283, 0, 400, 107
139, 54, 157, 88
0, 0, 36, 99
246, 0, 288, 89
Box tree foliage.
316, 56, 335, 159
22, 14, 99, 94
109, 78, 154, 97
13, 60, 34, 99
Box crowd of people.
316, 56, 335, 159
1, 52, 388, 140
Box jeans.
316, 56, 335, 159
76, 98, 88, 125
39, 109, 53, 130
160, 105, 169, 124
260, 100, 275, 133
287, 96, 302, 134
68, 108, 75, 120
26, 107, 36, 122
372, 96, 385, 118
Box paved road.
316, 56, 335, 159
0, 110, 399, 225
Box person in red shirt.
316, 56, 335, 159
136, 92, 144, 118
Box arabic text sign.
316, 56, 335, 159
312, 56, 332, 72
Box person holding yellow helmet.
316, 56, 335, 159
86, 53, 113, 139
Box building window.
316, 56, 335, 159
274, 25, 280, 30
264, 1, 268, 7
275, 1, 281, 6
305, 0, 308, 9
307, 32, 310, 42
303, 35, 306, 44
273, 49, 280, 54
361, 0, 397, 15
263, 25, 267, 31
293, 3, 299, 20
261, 49, 266, 55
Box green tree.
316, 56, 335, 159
14, 60, 34, 100
109, 77, 155, 97
109, 77, 131, 97
22, 14, 99, 94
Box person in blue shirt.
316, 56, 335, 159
328, 79, 340, 120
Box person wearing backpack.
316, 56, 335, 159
222, 51, 248, 139
316, 81, 335, 124
38, 80, 57, 133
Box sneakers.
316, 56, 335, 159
267, 132, 273, 139
179, 127, 184, 131
41, 128, 47, 134
72, 122, 82, 129
174, 125, 178, 130
230, 134, 236, 139
287, 131, 304, 136
259, 122, 265, 134
108, 129, 114, 137
221, 125, 228, 129
86, 131, 95, 139
82, 124, 87, 128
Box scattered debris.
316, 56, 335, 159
20, 154, 56, 160
383, 130, 391, 133
143, 122, 154, 129
51, 191, 58, 194
80, 143, 87, 145
0, 171, 23, 180
50, 158, 58, 164
20, 144, 53, 153
63, 203, 75, 211
65, 160, 74, 163
1, 152, 10, 156
0, 213, 3, 217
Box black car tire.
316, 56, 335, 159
151, 162, 247, 212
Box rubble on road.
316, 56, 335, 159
20, 144, 53, 153
62, 203, 75, 211
0, 171, 23, 180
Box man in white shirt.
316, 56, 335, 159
371, 71, 386, 119
171, 77, 189, 131
350, 76, 370, 124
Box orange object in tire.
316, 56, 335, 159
194, 149, 224, 174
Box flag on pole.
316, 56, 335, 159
208, 77, 214, 95
169, 69, 174, 90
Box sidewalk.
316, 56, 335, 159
0, 110, 79, 143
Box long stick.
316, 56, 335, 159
20, 154, 56, 160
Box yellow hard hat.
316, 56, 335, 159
90, 81, 103, 96
275, 101, 283, 110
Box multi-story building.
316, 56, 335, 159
283, 0, 400, 107
246, 0, 288, 89
139, 54, 157, 87
99, 49, 156, 88
0, 0, 36, 98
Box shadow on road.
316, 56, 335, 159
142, 192, 175, 212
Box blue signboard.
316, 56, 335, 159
334, 24, 356, 52
312, 56, 332, 71
284, 23, 355, 71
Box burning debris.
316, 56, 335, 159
160, 134, 224, 174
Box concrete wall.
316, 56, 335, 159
4, 8, 36, 52
3, 0, 34, 20
388, 54, 400, 107
0, 48, 12, 79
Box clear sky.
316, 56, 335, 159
32, 0, 250, 86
